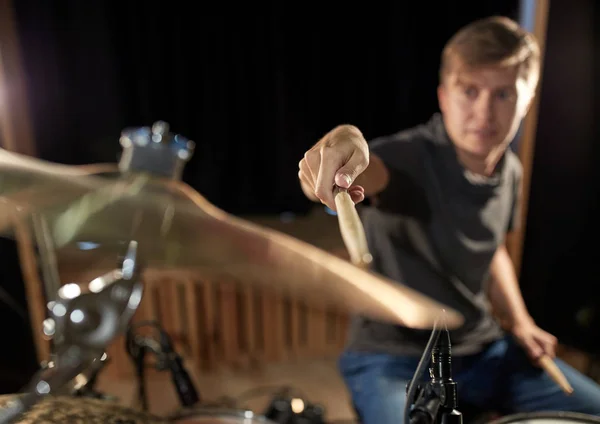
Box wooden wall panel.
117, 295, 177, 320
97, 271, 349, 380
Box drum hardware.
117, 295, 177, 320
0, 240, 143, 424
71, 351, 114, 400
125, 320, 200, 412
262, 387, 325, 424
37, 351, 113, 400
118, 120, 195, 180
406, 317, 462, 424
30, 213, 61, 306
31, 210, 64, 366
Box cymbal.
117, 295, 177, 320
0, 148, 464, 330
0, 394, 169, 423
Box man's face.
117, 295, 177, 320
438, 63, 532, 159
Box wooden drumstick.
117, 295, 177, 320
538, 354, 574, 396
334, 186, 373, 269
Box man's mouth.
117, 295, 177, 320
471, 129, 497, 138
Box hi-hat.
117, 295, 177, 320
0, 148, 464, 330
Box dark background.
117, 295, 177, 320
1, 0, 599, 394
11, 0, 521, 214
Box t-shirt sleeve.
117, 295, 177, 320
368, 130, 423, 173
366, 132, 430, 219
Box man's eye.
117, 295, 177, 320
464, 87, 477, 98
497, 90, 514, 101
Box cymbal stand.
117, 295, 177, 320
0, 240, 144, 424
30, 213, 61, 304
30, 212, 62, 362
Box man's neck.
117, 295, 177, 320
454, 145, 506, 177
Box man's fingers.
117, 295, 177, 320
303, 150, 320, 183
298, 169, 314, 193
349, 189, 365, 204
315, 146, 342, 210
298, 159, 315, 191
527, 338, 544, 361
543, 341, 557, 359
538, 332, 558, 358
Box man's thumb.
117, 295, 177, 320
335, 151, 365, 188
335, 173, 353, 188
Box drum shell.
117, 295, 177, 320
170, 407, 276, 423
491, 411, 600, 424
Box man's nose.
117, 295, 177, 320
473, 93, 494, 123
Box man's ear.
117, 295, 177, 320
437, 84, 447, 113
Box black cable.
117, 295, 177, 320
125, 320, 200, 409
125, 320, 163, 411
136, 346, 148, 410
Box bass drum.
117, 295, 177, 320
491, 412, 600, 424
170, 407, 276, 423
0, 394, 169, 423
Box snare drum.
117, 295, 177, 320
491, 411, 600, 423
170, 407, 276, 423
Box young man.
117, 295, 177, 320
298, 16, 600, 423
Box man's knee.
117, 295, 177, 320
338, 352, 417, 424
347, 375, 408, 424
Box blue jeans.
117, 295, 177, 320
339, 336, 600, 424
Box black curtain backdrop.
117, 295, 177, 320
12, 1, 519, 216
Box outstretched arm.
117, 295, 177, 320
487, 242, 557, 361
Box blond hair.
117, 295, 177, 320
440, 16, 541, 92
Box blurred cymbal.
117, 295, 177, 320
0, 148, 464, 330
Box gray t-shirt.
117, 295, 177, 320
345, 113, 522, 357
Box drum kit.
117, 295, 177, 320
0, 122, 592, 424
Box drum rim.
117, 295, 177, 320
169, 407, 272, 421
492, 411, 600, 423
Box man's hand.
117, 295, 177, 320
511, 318, 558, 363
298, 124, 369, 211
